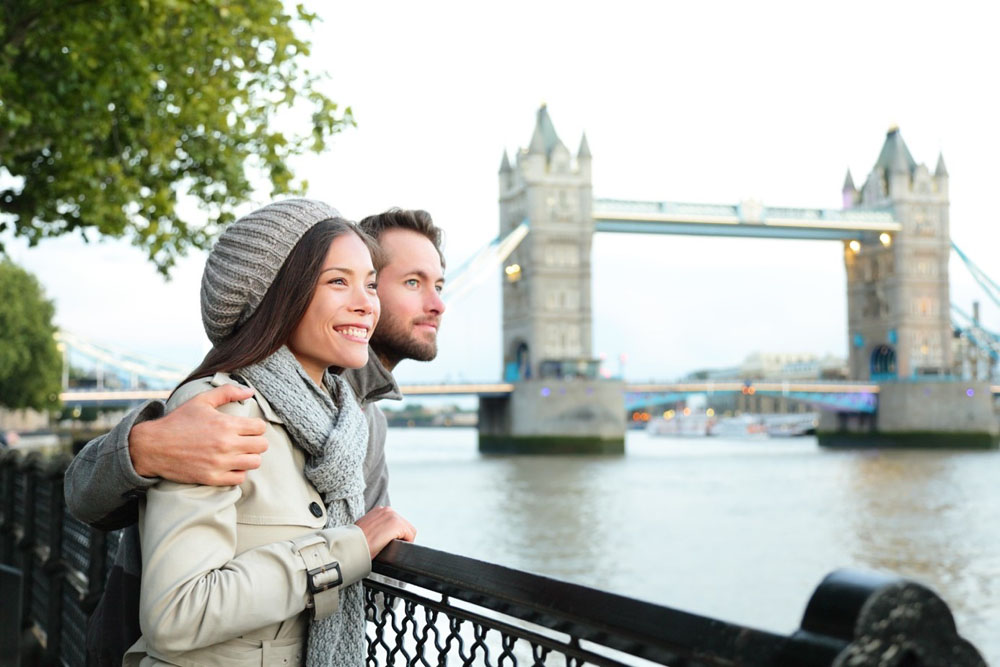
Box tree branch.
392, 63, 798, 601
2, 0, 103, 50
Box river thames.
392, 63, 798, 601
384, 427, 998, 664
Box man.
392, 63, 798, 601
64, 207, 446, 665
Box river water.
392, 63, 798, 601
384, 427, 998, 664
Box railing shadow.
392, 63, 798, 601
0, 448, 987, 667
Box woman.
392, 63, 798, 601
125, 199, 415, 667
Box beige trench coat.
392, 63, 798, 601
124, 373, 372, 667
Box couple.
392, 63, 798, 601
65, 199, 447, 666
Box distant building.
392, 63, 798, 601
682, 352, 848, 381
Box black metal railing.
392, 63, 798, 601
0, 448, 988, 667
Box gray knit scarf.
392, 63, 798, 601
238, 345, 369, 667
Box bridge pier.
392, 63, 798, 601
479, 378, 625, 454
818, 380, 999, 449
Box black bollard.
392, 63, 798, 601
779, 569, 987, 667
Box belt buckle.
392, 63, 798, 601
307, 561, 344, 595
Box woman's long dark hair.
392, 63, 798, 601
178, 218, 382, 390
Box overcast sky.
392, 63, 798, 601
6, 0, 1000, 385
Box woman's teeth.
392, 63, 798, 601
337, 326, 367, 339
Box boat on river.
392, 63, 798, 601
764, 413, 819, 437
647, 413, 819, 438
646, 414, 712, 436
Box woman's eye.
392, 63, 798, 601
367, 282, 378, 291
328, 277, 346, 286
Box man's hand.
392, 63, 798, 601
355, 506, 416, 558
129, 385, 268, 486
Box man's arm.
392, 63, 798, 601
362, 402, 391, 510
64, 401, 165, 530
64, 384, 268, 531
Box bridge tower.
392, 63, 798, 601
479, 105, 625, 453
498, 104, 594, 379
822, 128, 996, 447
843, 127, 953, 380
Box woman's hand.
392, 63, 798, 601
355, 506, 416, 558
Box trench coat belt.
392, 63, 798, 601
259, 638, 303, 666
129, 636, 304, 667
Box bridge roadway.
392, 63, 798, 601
60, 380, 1000, 407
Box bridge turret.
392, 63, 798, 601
934, 151, 949, 198
577, 132, 592, 180
884, 126, 916, 198
842, 169, 858, 209
499, 149, 513, 196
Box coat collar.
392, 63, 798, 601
342, 352, 402, 406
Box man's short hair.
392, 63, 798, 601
358, 208, 445, 268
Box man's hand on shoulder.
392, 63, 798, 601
129, 384, 268, 486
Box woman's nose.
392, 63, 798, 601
351, 287, 375, 314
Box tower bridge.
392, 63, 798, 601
484, 106, 998, 451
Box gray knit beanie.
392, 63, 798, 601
201, 198, 341, 345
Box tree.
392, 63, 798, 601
0, 1, 352, 274
0, 258, 61, 411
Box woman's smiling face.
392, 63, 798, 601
287, 231, 379, 384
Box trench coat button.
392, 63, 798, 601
309, 501, 324, 518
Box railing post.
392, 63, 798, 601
0, 450, 18, 564
15, 453, 39, 636
0, 562, 23, 667
32, 456, 69, 666
779, 569, 987, 667
0, 451, 24, 666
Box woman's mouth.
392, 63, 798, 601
334, 325, 369, 342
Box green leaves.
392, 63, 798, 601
0, 0, 352, 275
0, 259, 61, 411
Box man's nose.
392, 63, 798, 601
426, 288, 445, 315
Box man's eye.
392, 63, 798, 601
405, 279, 419, 287
435, 284, 444, 294
367, 282, 378, 291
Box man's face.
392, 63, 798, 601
370, 228, 446, 365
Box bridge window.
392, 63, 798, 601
914, 256, 938, 277
544, 243, 580, 268
543, 326, 561, 357
878, 253, 894, 278
914, 298, 936, 317
544, 288, 583, 311
914, 209, 937, 237
565, 327, 581, 356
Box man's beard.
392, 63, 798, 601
370, 311, 438, 366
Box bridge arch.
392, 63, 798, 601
870, 344, 897, 380
504, 340, 531, 381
